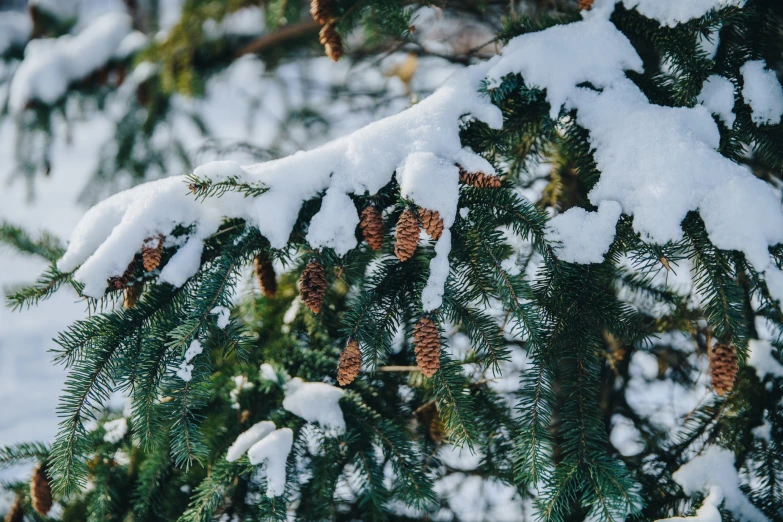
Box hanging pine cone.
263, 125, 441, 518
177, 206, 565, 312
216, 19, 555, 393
109, 260, 136, 290
710, 342, 738, 396
4, 496, 23, 522
124, 283, 141, 309
360, 205, 385, 251
337, 339, 362, 386
418, 209, 444, 241
415, 401, 445, 442
319, 22, 344, 61
300, 260, 327, 314
254, 255, 277, 299
395, 208, 420, 262
577, 0, 594, 10
458, 166, 501, 188
414, 317, 441, 378
30, 463, 52, 516
310, 0, 335, 24
142, 234, 164, 271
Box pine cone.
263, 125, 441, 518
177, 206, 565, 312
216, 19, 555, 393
395, 208, 420, 262
30, 463, 52, 516
418, 209, 444, 241
124, 283, 141, 309
577, 0, 594, 10
310, 0, 335, 24
415, 401, 445, 442
254, 255, 277, 299
300, 260, 327, 314
360, 206, 385, 251
337, 339, 362, 386
414, 317, 441, 378
458, 166, 501, 188
142, 234, 164, 271
319, 22, 344, 62
710, 343, 738, 396
109, 260, 136, 290
4, 496, 23, 522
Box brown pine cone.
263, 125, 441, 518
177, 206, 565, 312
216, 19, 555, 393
360, 206, 385, 251
710, 343, 738, 396
319, 22, 344, 62
337, 339, 362, 386
254, 255, 277, 299
415, 401, 445, 442
4, 496, 23, 522
124, 283, 141, 309
142, 234, 164, 271
30, 463, 52, 516
300, 260, 327, 314
395, 208, 420, 262
310, 0, 335, 24
577, 0, 594, 10
458, 166, 501, 188
418, 209, 444, 241
109, 260, 136, 290
414, 317, 441, 378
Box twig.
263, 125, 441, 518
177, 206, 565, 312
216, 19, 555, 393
237, 20, 321, 57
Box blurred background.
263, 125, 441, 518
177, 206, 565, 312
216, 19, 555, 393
0, 0, 574, 494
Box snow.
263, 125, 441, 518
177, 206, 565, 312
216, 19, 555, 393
747, 339, 783, 380
486, 17, 643, 120
752, 420, 772, 442
246, 427, 294, 497
210, 306, 230, 329
588, 0, 745, 27
610, 415, 644, 457
0, 11, 32, 56
115, 31, 149, 59
229, 374, 253, 409
697, 75, 736, 126
8, 12, 133, 113
102, 418, 128, 444
545, 201, 622, 264
741, 60, 783, 126
57, 63, 502, 305
667, 446, 767, 522
259, 363, 279, 383
226, 420, 276, 462
175, 339, 204, 382
282, 377, 346, 435
656, 487, 722, 522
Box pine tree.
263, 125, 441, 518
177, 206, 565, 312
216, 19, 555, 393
2, 1, 783, 521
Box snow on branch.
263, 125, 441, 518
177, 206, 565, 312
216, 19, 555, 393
56, 1, 783, 311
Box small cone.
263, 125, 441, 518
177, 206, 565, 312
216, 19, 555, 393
458, 166, 501, 188
300, 260, 327, 314
319, 22, 344, 61
310, 0, 335, 24
30, 463, 52, 516
254, 255, 277, 299
413, 317, 441, 378
124, 283, 141, 309
4, 496, 23, 522
415, 402, 445, 442
395, 208, 420, 262
418, 209, 444, 241
360, 206, 384, 251
577, 0, 594, 10
142, 234, 164, 272
710, 343, 738, 396
109, 260, 136, 290
337, 339, 362, 386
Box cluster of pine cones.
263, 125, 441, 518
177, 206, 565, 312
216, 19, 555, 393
310, 0, 343, 61
110, 234, 165, 309
5, 463, 52, 522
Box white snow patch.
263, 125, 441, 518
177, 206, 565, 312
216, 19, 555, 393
229, 374, 254, 409
697, 75, 736, 126
667, 446, 767, 522
226, 420, 276, 462
210, 306, 230, 329
175, 339, 204, 382
9, 12, 133, 113
102, 418, 128, 444
656, 487, 722, 522
546, 201, 622, 264
282, 377, 346, 435
247, 427, 294, 497
747, 339, 783, 380
610, 415, 644, 457
608, 0, 745, 27
0, 11, 32, 56
741, 60, 783, 125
